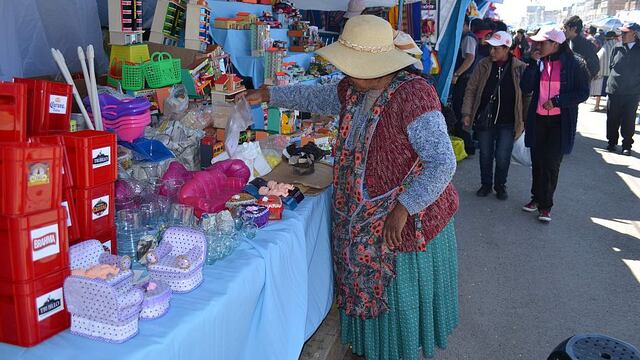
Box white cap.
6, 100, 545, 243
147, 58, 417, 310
530, 25, 566, 44
485, 31, 513, 47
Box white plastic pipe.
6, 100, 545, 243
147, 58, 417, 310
87, 45, 103, 131
77, 47, 96, 126
50, 48, 95, 130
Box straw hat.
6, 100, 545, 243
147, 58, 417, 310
316, 15, 420, 79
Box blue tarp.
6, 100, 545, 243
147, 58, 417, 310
0, 0, 108, 81
436, 0, 472, 103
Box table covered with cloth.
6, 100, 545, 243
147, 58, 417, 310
0, 189, 334, 360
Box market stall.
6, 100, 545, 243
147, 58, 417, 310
0, 0, 470, 359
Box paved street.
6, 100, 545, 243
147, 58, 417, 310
434, 100, 640, 359
302, 100, 640, 360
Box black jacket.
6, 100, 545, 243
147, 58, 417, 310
606, 43, 640, 96
521, 50, 590, 154
571, 35, 600, 80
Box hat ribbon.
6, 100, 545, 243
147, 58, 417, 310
338, 37, 395, 53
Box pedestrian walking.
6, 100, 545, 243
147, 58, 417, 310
563, 16, 600, 80
592, 31, 618, 112
605, 22, 640, 156
461, 31, 527, 200
451, 16, 479, 155
520, 26, 590, 223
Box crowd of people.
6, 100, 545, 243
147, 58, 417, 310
451, 15, 640, 223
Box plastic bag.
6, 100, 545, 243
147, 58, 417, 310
224, 97, 254, 157
511, 133, 531, 167
164, 85, 189, 119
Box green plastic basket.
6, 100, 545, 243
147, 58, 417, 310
144, 52, 182, 88
121, 63, 145, 90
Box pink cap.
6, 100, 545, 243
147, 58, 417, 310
530, 25, 566, 44
486, 31, 513, 47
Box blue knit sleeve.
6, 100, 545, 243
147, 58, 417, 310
397, 111, 457, 215
268, 83, 341, 115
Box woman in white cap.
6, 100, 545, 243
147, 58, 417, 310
247, 15, 459, 360
521, 25, 590, 223
461, 31, 528, 200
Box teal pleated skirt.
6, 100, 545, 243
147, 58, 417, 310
340, 220, 459, 360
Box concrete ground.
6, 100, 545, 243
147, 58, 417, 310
302, 100, 640, 360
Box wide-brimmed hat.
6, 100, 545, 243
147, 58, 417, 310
316, 15, 419, 79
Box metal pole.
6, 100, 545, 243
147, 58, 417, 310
398, 0, 405, 30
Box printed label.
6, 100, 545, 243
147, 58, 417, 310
61, 201, 72, 227
31, 223, 60, 261
36, 288, 64, 322
92, 147, 111, 169
102, 240, 112, 253
28, 162, 50, 186
91, 195, 110, 220
49, 95, 68, 114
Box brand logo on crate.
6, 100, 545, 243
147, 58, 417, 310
28, 162, 50, 186
92, 147, 112, 169
49, 95, 68, 114
36, 288, 64, 322
91, 195, 110, 220
31, 223, 60, 261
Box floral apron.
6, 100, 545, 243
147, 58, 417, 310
333, 72, 428, 319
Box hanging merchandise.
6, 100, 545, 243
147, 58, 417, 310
421, 0, 439, 46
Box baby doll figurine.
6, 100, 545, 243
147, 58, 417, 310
258, 181, 295, 198
71, 264, 120, 280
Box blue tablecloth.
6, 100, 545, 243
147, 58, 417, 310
0, 189, 334, 360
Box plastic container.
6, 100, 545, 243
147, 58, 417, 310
63, 131, 117, 188
31, 134, 74, 189
0, 82, 27, 142
0, 207, 69, 282
144, 52, 182, 88
121, 63, 146, 91
73, 183, 115, 239
62, 187, 80, 243
0, 143, 63, 216
0, 268, 70, 347
13, 78, 73, 135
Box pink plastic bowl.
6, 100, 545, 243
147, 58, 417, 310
113, 124, 147, 142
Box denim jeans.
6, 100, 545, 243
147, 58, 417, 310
476, 126, 515, 187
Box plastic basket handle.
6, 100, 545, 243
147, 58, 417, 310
151, 52, 173, 62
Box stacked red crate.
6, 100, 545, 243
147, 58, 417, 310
62, 130, 118, 254
0, 142, 70, 347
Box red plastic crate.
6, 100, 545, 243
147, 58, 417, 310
13, 78, 72, 136
61, 188, 80, 243
31, 135, 74, 189
0, 268, 70, 347
0, 207, 69, 283
73, 183, 115, 239
0, 143, 63, 216
63, 131, 117, 189
0, 82, 27, 142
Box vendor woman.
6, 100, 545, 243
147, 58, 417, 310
246, 15, 459, 360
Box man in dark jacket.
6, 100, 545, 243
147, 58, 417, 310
563, 16, 600, 80
606, 22, 640, 156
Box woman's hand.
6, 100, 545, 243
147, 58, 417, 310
543, 100, 554, 110
243, 87, 270, 106
383, 204, 409, 250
